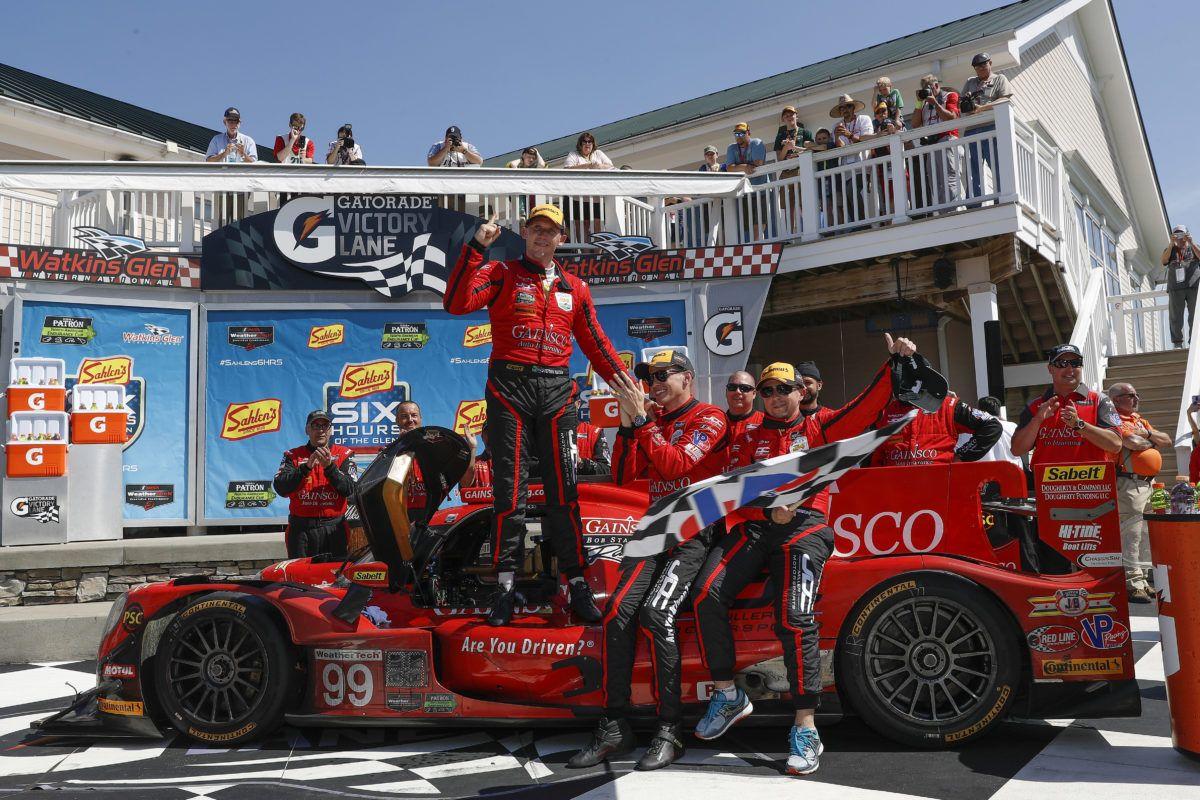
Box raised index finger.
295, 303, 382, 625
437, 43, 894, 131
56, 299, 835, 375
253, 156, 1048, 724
488, 212, 499, 226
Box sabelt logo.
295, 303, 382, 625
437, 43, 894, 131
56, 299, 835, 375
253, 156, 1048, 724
339, 360, 396, 399
308, 324, 345, 349
463, 323, 492, 348
1041, 465, 1108, 482
455, 399, 486, 434
77, 356, 133, 385
352, 570, 387, 582
1040, 656, 1124, 677
221, 399, 282, 441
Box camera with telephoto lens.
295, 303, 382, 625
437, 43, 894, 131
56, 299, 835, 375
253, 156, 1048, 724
959, 91, 982, 114
341, 137, 355, 150
448, 134, 463, 148
917, 87, 932, 101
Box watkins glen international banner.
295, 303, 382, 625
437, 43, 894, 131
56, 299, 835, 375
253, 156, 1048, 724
561, 235, 782, 286
0, 228, 200, 289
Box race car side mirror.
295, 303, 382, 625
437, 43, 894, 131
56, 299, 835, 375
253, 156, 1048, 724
344, 562, 390, 589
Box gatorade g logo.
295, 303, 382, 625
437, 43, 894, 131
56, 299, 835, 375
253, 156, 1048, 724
463, 324, 492, 348
221, 399, 282, 441
89, 417, 108, 433
274, 196, 336, 263
308, 324, 345, 349
455, 400, 486, 434
25, 448, 44, 466
339, 360, 396, 399
27, 392, 45, 410
77, 356, 133, 385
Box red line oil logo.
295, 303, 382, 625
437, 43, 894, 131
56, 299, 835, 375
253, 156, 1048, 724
221, 399, 282, 441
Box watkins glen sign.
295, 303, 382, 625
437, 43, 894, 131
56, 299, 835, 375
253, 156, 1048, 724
0, 228, 200, 288
559, 233, 781, 286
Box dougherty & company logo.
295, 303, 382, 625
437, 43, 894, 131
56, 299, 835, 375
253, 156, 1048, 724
454, 400, 486, 435
225, 480, 276, 509
339, 360, 396, 399
308, 324, 345, 349
77, 355, 133, 385
221, 399, 282, 441
463, 324, 492, 348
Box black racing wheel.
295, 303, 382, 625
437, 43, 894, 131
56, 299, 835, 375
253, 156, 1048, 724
838, 572, 1021, 748
154, 592, 296, 745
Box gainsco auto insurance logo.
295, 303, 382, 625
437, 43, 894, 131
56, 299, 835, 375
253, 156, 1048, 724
77, 355, 133, 385
338, 360, 396, 399
463, 323, 492, 348
308, 324, 345, 349
454, 400, 486, 435
221, 399, 282, 441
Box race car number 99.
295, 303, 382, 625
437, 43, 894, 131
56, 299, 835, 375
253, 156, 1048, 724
321, 663, 374, 708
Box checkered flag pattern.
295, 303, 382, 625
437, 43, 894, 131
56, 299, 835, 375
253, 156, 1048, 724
220, 224, 282, 289
680, 243, 781, 280
0, 245, 16, 275
623, 413, 915, 559
33, 506, 60, 524
316, 233, 447, 297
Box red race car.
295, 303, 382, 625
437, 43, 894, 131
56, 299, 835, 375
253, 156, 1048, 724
38, 428, 1138, 748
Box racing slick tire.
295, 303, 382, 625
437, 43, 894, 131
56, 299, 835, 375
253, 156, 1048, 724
837, 572, 1021, 748
153, 592, 296, 745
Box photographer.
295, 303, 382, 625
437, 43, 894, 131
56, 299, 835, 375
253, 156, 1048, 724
274, 112, 314, 164
909, 74, 960, 210
205, 107, 256, 163
326, 124, 366, 165
426, 125, 483, 167
960, 53, 1013, 202
869, 101, 903, 216
1162, 224, 1200, 347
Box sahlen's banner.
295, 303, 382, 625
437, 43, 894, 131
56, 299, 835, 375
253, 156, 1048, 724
201, 195, 525, 298
19, 299, 192, 521
203, 300, 686, 522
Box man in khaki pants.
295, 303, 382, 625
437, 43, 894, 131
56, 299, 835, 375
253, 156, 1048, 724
1108, 383, 1170, 602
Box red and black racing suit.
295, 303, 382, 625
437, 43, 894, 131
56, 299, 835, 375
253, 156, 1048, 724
575, 420, 611, 476
693, 360, 896, 710
870, 396, 1001, 466
444, 241, 625, 577
272, 443, 356, 558
724, 409, 764, 457
606, 399, 729, 723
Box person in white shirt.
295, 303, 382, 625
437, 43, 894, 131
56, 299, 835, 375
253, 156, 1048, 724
562, 132, 613, 240
563, 132, 614, 170
829, 94, 873, 226
205, 107, 256, 163
959, 395, 1023, 468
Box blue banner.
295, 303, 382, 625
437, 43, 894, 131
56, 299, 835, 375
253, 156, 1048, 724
19, 299, 192, 521
203, 300, 686, 521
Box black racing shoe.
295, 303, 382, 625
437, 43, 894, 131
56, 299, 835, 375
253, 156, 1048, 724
569, 580, 602, 623
637, 722, 685, 771
487, 587, 520, 627
568, 716, 635, 768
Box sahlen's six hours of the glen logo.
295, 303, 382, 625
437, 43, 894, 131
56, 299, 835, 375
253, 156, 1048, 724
273, 196, 448, 297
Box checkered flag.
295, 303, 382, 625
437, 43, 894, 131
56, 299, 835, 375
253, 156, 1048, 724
33, 506, 60, 524
218, 224, 280, 288
314, 234, 447, 297
622, 413, 915, 559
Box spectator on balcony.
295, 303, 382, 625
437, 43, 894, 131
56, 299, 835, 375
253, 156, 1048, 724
910, 75, 960, 211
427, 125, 482, 168
726, 122, 770, 241
564, 132, 614, 171
505, 146, 546, 169
810, 128, 835, 230
868, 102, 902, 218
205, 107, 256, 163
774, 107, 813, 236
699, 145, 726, 172
872, 77, 904, 121
563, 132, 613, 241
1163, 224, 1200, 348
274, 113, 314, 165
326, 124, 366, 165
960, 53, 1013, 203
830, 94, 873, 227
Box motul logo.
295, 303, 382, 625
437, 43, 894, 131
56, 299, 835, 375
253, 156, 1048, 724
24, 448, 44, 465
832, 509, 944, 557
78, 356, 133, 385
338, 360, 395, 399
308, 324, 345, 349
463, 324, 492, 348
220, 399, 282, 441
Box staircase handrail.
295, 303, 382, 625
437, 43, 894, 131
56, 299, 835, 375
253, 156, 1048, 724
1069, 269, 1108, 391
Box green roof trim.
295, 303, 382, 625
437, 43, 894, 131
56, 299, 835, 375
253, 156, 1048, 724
486, 0, 1065, 166
0, 61, 275, 161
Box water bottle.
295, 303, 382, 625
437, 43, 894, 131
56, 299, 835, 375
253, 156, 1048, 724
1149, 482, 1169, 514
1169, 476, 1196, 515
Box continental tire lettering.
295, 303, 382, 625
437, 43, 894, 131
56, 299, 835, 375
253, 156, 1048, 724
98, 697, 144, 716
187, 722, 257, 742
851, 580, 918, 636
944, 685, 1011, 743
180, 598, 247, 619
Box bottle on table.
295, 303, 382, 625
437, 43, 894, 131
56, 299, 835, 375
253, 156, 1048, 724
1169, 476, 1196, 515
1150, 482, 1169, 514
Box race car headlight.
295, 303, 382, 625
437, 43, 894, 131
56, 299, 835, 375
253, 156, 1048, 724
101, 594, 128, 642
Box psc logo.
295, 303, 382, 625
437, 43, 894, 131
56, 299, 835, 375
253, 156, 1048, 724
338, 360, 396, 399
77, 355, 133, 385
121, 603, 145, 632
454, 399, 486, 434
308, 324, 345, 349
221, 399, 282, 441
463, 324, 492, 348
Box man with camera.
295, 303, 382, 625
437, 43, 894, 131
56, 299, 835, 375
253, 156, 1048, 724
960, 53, 1013, 202
910, 74, 960, 210
427, 125, 483, 168
326, 124, 366, 165
205, 107, 257, 163
1162, 224, 1200, 347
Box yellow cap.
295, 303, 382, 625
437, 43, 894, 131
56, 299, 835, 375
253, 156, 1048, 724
758, 362, 800, 386
734, 122, 750, 133
527, 203, 564, 229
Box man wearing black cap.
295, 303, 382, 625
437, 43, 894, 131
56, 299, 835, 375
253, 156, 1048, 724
571, 350, 728, 771
1011, 344, 1122, 469
205, 107, 257, 164
1163, 224, 1200, 347
427, 125, 483, 168
960, 53, 1012, 203
273, 410, 357, 558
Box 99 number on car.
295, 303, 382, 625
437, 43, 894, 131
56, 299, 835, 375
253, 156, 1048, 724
321, 662, 374, 708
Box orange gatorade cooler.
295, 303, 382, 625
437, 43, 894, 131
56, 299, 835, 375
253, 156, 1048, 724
1146, 514, 1200, 759
6, 411, 69, 477
588, 394, 621, 428
69, 384, 129, 444
7, 356, 68, 415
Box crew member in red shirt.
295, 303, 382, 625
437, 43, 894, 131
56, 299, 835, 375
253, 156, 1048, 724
273, 410, 357, 558
692, 334, 916, 777
572, 350, 728, 771
1011, 344, 1121, 469
723, 370, 763, 448
443, 204, 629, 626
870, 381, 1001, 467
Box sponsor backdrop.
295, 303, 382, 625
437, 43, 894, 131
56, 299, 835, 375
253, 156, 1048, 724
202, 301, 688, 521
18, 299, 192, 521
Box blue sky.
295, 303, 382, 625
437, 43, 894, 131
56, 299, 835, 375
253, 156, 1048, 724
3, 0, 1195, 225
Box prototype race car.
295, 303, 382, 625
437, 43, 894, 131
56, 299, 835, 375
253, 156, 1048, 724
39, 427, 1139, 748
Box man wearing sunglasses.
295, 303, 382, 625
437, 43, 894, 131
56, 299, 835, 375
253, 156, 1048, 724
445, 204, 628, 627
694, 333, 917, 777
273, 410, 357, 559
724, 370, 763, 447
571, 350, 729, 771
1011, 344, 1122, 468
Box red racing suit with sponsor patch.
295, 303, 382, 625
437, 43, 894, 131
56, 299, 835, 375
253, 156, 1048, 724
694, 359, 896, 709
870, 396, 1001, 467
604, 399, 729, 722
724, 409, 763, 459
1018, 386, 1120, 469
272, 443, 356, 558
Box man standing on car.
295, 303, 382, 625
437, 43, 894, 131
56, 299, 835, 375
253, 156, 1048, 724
444, 204, 629, 626
570, 351, 729, 771
692, 334, 916, 777
273, 410, 357, 558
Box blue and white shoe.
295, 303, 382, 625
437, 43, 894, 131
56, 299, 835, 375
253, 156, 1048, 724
786, 726, 823, 776
694, 688, 753, 740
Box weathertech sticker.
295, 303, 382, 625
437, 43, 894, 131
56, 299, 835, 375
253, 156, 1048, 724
315, 649, 383, 662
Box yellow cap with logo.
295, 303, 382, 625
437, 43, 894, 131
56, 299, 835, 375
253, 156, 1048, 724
758, 362, 800, 386
634, 349, 695, 381
527, 203, 565, 230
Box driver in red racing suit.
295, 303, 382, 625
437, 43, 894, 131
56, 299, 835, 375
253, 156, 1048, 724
692, 334, 917, 777
571, 350, 729, 771
273, 410, 357, 558
870, 389, 1001, 467
443, 203, 629, 627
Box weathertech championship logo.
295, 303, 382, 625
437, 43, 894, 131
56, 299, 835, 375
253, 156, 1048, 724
221, 399, 282, 441
0, 227, 199, 288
